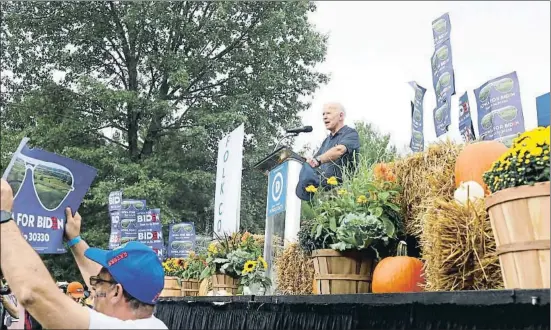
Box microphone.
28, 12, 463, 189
285, 126, 313, 134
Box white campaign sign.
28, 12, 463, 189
213, 123, 244, 238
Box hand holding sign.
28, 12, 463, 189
64, 207, 81, 241
1, 178, 14, 212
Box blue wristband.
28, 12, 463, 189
67, 236, 82, 248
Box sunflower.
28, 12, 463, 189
243, 260, 257, 274
258, 256, 268, 269
305, 185, 318, 193
326, 176, 338, 186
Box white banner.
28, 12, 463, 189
213, 123, 244, 238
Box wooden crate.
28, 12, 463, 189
181, 279, 200, 297
160, 276, 182, 297
486, 181, 550, 289
211, 274, 239, 295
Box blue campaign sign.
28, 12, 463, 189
536, 93, 550, 127
267, 162, 288, 217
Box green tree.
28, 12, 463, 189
1, 1, 327, 281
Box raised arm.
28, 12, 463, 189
64, 208, 102, 288
0, 179, 90, 329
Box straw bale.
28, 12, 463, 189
421, 198, 503, 291
392, 140, 462, 236
274, 243, 315, 295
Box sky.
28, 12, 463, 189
294, 1, 551, 155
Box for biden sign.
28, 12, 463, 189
267, 162, 288, 217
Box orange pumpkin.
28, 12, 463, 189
372, 241, 424, 293
454, 141, 508, 194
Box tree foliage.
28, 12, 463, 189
0, 1, 327, 281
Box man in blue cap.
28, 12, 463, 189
0, 179, 167, 329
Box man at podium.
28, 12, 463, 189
298, 102, 360, 198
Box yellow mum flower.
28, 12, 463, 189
305, 185, 318, 193
208, 243, 218, 254
356, 195, 368, 204
258, 256, 268, 269
327, 176, 338, 186
243, 260, 257, 274
532, 147, 543, 157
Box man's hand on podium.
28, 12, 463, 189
307, 158, 320, 168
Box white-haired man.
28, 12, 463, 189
306, 102, 360, 183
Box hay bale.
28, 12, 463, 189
392, 140, 462, 236
274, 243, 315, 295
421, 198, 503, 291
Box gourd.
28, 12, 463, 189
371, 241, 424, 293
454, 141, 508, 194
454, 181, 485, 205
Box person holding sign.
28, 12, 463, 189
0, 179, 167, 329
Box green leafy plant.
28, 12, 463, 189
299, 153, 404, 258
180, 252, 208, 281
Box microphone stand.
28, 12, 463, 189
273, 132, 299, 153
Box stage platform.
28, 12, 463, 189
155, 289, 550, 330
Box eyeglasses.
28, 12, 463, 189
120, 200, 145, 210
6, 153, 74, 211
89, 275, 117, 287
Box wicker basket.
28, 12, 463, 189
486, 181, 550, 289
211, 274, 239, 295
181, 279, 200, 297
312, 249, 376, 294
160, 276, 182, 297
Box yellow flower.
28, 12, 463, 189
356, 195, 368, 204
208, 242, 218, 254
327, 176, 338, 186
258, 256, 268, 269
532, 147, 543, 157
305, 185, 318, 193
243, 260, 257, 274
337, 189, 347, 195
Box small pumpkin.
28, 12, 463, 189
454, 140, 508, 194
371, 241, 424, 293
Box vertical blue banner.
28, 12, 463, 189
474, 71, 525, 141
136, 208, 163, 260
119, 199, 146, 244
168, 222, 196, 258
458, 92, 476, 142
408, 81, 426, 152
267, 162, 288, 217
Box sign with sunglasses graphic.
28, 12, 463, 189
136, 208, 164, 259
2, 138, 97, 254
168, 222, 196, 258
119, 199, 147, 245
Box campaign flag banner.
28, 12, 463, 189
459, 92, 476, 142
2, 138, 97, 254
432, 12, 451, 46
109, 211, 121, 249
119, 199, 146, 244
431, 39, 456, 107
168, 222, 196, 258
474, 71, 526, 141
408, 81, 426, 152
434, 98, 452, 137
136, 208, 163, 260
108, 191, 122, 212
213, 123, 244, 238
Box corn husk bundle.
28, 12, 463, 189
392, 140, 463, 236
274, 243, 315, 295
421, 198, 503, 291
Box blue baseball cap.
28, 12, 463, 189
84, 241, 164, 305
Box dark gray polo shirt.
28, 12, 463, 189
314, 125, 360, 181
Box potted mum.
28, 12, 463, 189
201, 232, 271, 295
483, 126, 550, 289
299, 158, 403, 294
161, 258, 186, 297
179, 252, 207, 297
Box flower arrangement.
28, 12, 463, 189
201, 232, 271, 291
180, 252, 208, 281
162, 258, 186, 277
299, 156, 404, 258
483, 127, 550, 193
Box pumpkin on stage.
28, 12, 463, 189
454, 140, 508, 194
372, 241, 424, 293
